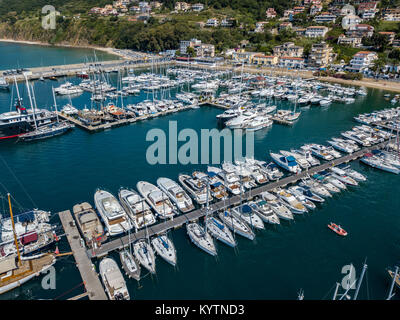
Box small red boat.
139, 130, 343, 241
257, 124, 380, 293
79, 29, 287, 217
328, 222, 347, 236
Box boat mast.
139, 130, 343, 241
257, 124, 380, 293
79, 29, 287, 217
387, 266, 399, 300
7, 193, 22, 267
24, 75, 37, 130
353, 259, 368, 300
52, 87, 60, 123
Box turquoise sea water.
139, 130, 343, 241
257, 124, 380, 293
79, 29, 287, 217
0, 42, 119, 70
0, 43, 399, 300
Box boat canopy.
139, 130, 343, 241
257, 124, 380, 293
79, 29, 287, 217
211, 181, 222, 188
0, 255, 17, 274
16, 211, 35, 223
241, 205, 252, 214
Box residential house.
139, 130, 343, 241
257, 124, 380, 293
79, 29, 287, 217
308, 42, 334, 68
138, 1, 150, 13
252, 54, 279, 66
347, 24, 374, 38
191, 3, 204, 12
378, 31, 396, 44
314, 12, 337, 23
180, 38, 201, 54
383, 8, 400, 21
206, 18, 219, 27
279, 57, 305, 69
293, 6, 306, 14
175, 2, 191, 11
337, 34, 362, 47
346, 51, 378, 72
273, 42, 304, 57
266, 8, 277, 19
357, 1, 379, 19
305, 26, 329, 38
310, 4, 323, 15
293, 27, 306, 36
196, 44, 215, 58
279, 22, 293, 31
255, 22, 268, 33
232, 50, 258, 64
221, 18, 235, 27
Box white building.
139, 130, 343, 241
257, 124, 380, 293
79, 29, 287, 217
206, 18, 219, 27
314, 12, 337, 24
305, 26, 329, 38
191, 3, 204, 12
279, 57, 305, 69
347, 51, 378, 73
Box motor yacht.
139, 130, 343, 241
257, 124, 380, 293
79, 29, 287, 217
157, 177, 194, 213
261, 192, 294, 220
99, 257, 130, 300
178, 174, 211, 205
270, 153, 302, 174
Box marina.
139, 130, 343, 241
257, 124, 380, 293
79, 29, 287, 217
1, 43, 400, 300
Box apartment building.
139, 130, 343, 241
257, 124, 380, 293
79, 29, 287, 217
305, 26, 329, 38
252, 54, 279, 66
206, 18, 219, 27
314, 12, 337, 23
273, 42, 304, 58
347, 51, 378, 73
357, 1, 379, 19
279, 57, 305, 69
337, 34, 362, 47
266, 8, 277, 19
308, 42, 334, 68
383, 8, 400, 21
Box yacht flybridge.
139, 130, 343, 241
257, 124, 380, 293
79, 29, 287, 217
178, 174, 211, 205
270, 153, 302, 174
157, 177, 194, 213
137, 181, 175, 219
94, 189, 132, 236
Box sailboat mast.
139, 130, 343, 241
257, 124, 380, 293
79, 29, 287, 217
387, 266, 399, 300
353, 260, 368, 300
52, 87, 59, 122
24, 75, 37, 129
7, 193, 21, 267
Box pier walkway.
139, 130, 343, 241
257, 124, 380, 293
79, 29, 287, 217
58, 210, 107, 300
88, 141, 385, 259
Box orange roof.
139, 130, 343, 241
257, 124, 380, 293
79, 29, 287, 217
280, 57, 304, 60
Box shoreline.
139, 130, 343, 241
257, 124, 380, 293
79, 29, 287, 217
0, 38, 127, 60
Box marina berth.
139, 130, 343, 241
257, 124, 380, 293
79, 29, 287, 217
193, 171, 228, 201
280, 150, 311, 169
261, 192, 294, 220
291, 149, 320, 166
118, 188, 156, 230
360, 153, 400, 174
99, 257, 130, 300
218, 210, 255, 240
186, 222, 217, 256
312, 174, 344, 192
328, 167, 358, 186
151, 234, 177, 267
273, 189, 308, 214
248, 201, 280, 225
133, 239, 156, 274
270, 152, 302, 174
232, 204, 265, 230
119, 249, 141, 281
302, 144, 334, 161
205, 217, 237, 247
287, 186, 317, 210
72, 202, 107, 247
178, 174, 211, 205
157, 177, 194, 213
136, 181, 175, 219
299, 179, 332, 198
94, 189, 133, 236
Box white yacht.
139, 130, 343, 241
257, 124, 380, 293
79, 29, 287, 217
178, 174, 211, 205
299, 179, 332, 198
137, 181, 175, 219
232, 204, 265, 230
270, 152, 302, 174
205, 217, 237, 247
94, 190, 132, 236
293, 185, 325, 203
287, 186, 317, 210
157, 177, 194, 213
99, 257, 130, 300
119, 249, 141, 281
280, 150, 310, 169
218, 210, 255, 240
133, 239, 156, 274
151, 234, 177, 267
186, 222, 217, 256
261, 192, 294, 220
328, 138, 359, 154
329, 167, 358, 186
274, 189, 307, 214
360, 153, 400, 174
248, 200, 280, 225
118, 189, 156, 230
302, 144, 334, 161
337, 164, 367, 181
291, 149, 320, 166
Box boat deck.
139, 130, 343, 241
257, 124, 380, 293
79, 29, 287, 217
58, 210, 107, 300
87, 141, 386, 258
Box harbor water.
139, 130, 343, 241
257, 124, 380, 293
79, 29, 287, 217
0, 43, 399, 300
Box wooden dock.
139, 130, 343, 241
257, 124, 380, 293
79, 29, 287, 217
88, 141, 385, 259
58, 210, 107, 300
